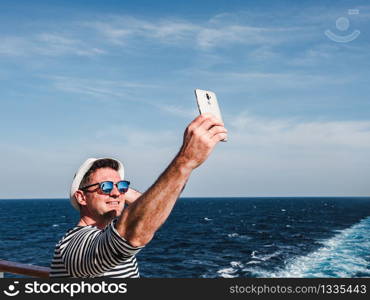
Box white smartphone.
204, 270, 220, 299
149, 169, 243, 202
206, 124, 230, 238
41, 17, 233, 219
194, 89, 227, 141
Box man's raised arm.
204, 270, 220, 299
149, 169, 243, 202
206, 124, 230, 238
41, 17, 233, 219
116, 113, 228, 247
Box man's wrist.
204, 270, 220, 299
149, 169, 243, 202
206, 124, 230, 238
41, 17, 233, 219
172, 154, 194, 176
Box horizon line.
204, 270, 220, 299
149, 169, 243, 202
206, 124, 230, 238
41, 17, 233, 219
0, 196, 369, 200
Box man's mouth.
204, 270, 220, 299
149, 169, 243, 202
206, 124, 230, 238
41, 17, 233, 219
106, 201, 120, 206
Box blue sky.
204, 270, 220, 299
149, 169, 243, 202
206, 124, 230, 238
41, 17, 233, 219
1, 0, 370, 198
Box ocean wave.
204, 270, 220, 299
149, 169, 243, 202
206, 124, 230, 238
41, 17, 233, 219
217, 267, 238, 278
251, 250, 281, 261
251, 217, 370, 278
227, 233, 252, 240
216, 250, 283, 278
183, 259, 218, 267
246, 260, 261, 265
216, 261, 246, 278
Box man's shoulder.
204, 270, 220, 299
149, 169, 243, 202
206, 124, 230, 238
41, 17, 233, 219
58, 225, 99, 244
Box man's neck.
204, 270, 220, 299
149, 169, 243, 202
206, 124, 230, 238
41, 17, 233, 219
78, 215, 112, 230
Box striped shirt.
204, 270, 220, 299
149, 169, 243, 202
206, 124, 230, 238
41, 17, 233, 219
50, 218, 144, 278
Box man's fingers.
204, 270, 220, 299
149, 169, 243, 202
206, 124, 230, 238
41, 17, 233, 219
187, 113, 223, 133
196, 116, 224, 137
211, 132, 228, 144
207, 125, 228, 138
188, 113, 211, 129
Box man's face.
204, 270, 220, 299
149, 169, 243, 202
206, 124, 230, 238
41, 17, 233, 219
82, 167, 126, 220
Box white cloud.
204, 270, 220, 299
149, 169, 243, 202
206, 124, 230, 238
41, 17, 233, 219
35, 33, 105, 56
196, 25, 302, 50
190, 112, 370, 196
84, 17, 199, 46
0, 33, 105, 57
176, 68, 353, 92
1, 9, 367, 63
48, 76, 202, 119
49, 76, 158, 101
228, 112, 370, 150
1, 112, 369, 198
0, 36, 31, 56
82, 14, 310, 51
156, 104, 197, 119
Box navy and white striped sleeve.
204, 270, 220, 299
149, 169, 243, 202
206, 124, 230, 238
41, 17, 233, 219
61, 220, 144, 277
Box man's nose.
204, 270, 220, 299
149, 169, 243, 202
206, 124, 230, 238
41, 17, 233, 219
110, 184, 121, 197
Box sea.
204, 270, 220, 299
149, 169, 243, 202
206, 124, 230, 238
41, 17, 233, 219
1, 197, 370, 278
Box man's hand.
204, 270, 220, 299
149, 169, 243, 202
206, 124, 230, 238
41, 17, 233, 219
125, 188, 142, 205
176, 113, 228, 170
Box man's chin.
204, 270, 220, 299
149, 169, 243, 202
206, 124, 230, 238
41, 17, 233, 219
102, 209, 119, 220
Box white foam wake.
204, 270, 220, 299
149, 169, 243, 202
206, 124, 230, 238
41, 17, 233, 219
251, 216, 370, 278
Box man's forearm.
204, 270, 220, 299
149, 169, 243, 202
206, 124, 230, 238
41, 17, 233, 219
116, 155, 192, 247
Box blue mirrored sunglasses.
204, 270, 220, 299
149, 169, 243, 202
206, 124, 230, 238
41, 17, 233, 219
80, 180, 130, 194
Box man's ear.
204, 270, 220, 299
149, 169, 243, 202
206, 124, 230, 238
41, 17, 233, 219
74, 190, 88, 207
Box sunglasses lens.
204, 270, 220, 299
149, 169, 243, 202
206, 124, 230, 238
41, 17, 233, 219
100, 181, 114, 194
117, 181, 129, 193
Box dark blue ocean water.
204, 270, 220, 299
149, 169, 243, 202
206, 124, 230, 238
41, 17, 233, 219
1, 197, 370, 278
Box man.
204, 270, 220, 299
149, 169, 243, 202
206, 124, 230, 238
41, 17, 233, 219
50, 113, 228, 278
